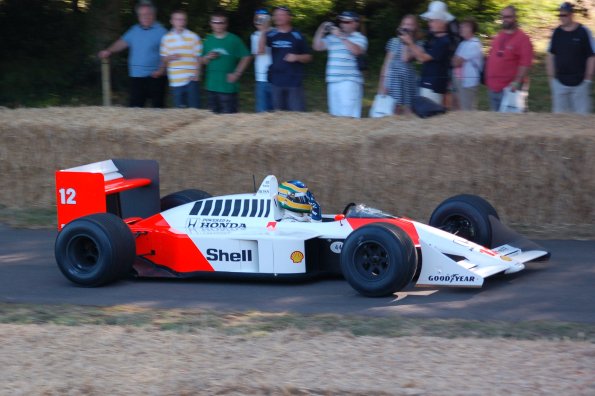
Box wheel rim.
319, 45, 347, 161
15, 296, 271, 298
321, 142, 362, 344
353, 240, 390, 281
440, 214, 476, 240
66, 235, 100, 274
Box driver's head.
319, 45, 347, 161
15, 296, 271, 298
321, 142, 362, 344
277, 180, 312, 213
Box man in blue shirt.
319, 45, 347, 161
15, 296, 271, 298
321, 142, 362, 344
99, 1, 167, 107
257, 6, 312, 111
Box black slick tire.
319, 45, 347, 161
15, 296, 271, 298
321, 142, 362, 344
55, 213, 136, 287
160, 189, 211, 211
429, 194, 500, 247
340, 223, 417, 297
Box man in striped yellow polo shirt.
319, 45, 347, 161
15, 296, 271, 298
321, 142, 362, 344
160, 10, 202, 108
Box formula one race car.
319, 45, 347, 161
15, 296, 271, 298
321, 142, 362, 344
54, 159, 550, 297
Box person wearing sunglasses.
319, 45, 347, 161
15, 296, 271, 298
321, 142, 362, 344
313, 11, 368, 118
484, 5, 533, 111
202, 11, 252, 114
546, 2, 594, 114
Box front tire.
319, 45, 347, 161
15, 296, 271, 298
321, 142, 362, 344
429, 194, 500, 247
55, 213, 136, 287
340, 223, 417, 297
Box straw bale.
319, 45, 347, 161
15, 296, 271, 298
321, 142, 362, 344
0, 107, 593, 238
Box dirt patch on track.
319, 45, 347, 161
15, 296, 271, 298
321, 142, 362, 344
1, 107, 593, 238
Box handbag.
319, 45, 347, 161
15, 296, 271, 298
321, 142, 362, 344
470, 59, 484, 85
499, 87, 527, 113
411, 95, 446, 118
369, 94, 395, 118
356, 54, 368, 71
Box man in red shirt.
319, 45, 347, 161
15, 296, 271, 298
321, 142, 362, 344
485, 6, 533, 111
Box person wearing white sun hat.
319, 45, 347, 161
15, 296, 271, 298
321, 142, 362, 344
400, 1, 455, 105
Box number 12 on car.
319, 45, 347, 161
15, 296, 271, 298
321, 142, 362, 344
58, 188, 77, 205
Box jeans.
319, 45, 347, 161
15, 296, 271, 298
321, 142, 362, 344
172, 81, 200, 108
551, 79, 592, 115
207, 91, 238, 114
271, 85, 305, 111
129, 76, 167, 108
488, 90, 504, 111
255, 81, 273, 112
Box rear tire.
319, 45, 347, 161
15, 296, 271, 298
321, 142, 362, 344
55, 213, 136, 287
340, 223, 417, 297
429, 194, 499, 247
160, 189, 211, 211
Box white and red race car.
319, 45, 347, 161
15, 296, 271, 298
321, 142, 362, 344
54, 159, 549, 297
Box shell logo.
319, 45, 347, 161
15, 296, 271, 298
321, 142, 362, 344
290, 251, 304, 264
500, 255, 513, 262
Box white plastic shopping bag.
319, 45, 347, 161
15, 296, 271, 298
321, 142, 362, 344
369, 94, 395, 118
499, 87, 527, 113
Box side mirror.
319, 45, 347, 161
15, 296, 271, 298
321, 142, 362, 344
334, 214, 346, 221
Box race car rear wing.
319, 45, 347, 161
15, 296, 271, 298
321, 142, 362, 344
55, 159, 160, 230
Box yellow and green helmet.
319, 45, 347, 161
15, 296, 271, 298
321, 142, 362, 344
277, 180, 312, 213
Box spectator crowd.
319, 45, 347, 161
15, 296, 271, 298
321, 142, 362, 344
99, 1, 595, 116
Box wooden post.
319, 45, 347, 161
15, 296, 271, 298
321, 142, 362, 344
101, 58, 112, 106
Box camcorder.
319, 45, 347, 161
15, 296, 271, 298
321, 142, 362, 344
397, 27, 411, 36
324, 22, 337, 34
254, 14, 270, 25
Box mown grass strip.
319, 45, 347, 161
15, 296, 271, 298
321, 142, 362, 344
1, 302, 593, 342
0, 205, 55, 229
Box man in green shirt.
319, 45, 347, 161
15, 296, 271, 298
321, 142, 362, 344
202, 12, 252, 113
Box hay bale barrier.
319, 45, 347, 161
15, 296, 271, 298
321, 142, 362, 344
0, 107, 593, 238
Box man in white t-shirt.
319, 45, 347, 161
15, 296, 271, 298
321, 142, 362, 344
160, 10, 202, 108
452, 18, 483, 110
313, 11, 368, 118
251, 9, 273, 112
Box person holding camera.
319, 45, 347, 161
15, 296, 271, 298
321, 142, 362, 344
257, 6, 312, 112
313, 11, 368, 118
378, 14, 421, 115
400, 1, 455, 106
251, 9, 273, 112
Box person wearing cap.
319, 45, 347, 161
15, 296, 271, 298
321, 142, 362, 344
202, 11, 252, 114
484, 6, 533, 111
160, 10, 202, 108
257, 6, 313, 111
98, 1, 168, 107
546, 2, 594, 114
313, 11, 368, 118
400, 0, 455, 105
251, 9, 273, 112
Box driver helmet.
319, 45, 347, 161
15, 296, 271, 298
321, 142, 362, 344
277, 180, 312, 213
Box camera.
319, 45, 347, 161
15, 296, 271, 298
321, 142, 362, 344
324, 22, 337, 34
254, 14, 270, 25
398, 27, 411, 36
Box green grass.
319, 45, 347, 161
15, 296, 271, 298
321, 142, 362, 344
1, 302, 594, 341
0, 205, 56, 229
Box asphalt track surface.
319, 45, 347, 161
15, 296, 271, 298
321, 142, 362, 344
1, 225, 594, 323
